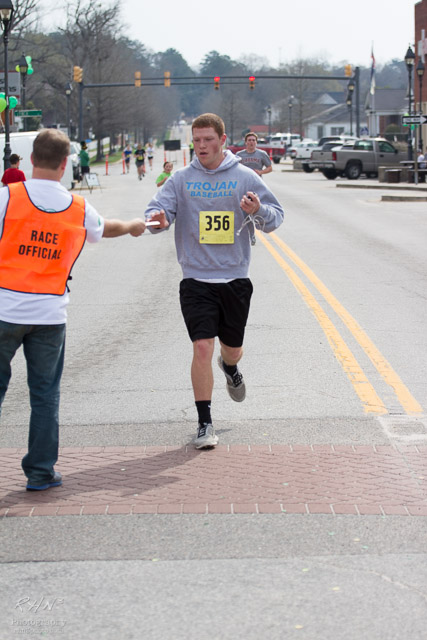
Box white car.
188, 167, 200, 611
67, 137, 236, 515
291, 141, 318, 159
69, 141, 81, 180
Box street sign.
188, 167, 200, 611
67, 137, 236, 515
0, 72, 21, 97
15, 109, 42, 117
401, 114, 427, 125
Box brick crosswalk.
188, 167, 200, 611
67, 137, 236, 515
0, 444, 426, 517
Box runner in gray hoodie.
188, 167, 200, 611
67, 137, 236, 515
145, 113, 284, 449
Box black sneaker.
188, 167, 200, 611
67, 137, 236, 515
217, 356, 246, 402
194, 422, 219, 449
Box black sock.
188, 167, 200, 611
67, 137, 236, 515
222, 361, 237, 376
196, 400, 212, 425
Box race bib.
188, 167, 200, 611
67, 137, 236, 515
199, 211, 234, 244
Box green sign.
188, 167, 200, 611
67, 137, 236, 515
15, 109, 42, 117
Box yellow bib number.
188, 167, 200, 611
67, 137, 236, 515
199, 211, 234, 244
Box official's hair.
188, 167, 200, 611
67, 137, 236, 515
32, 129, 70, 170
192, 113, 225, 138
244, 131, 258, 142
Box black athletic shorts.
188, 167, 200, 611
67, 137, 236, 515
179, 278, 253, 347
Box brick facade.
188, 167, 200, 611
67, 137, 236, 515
415, 0, 427, 104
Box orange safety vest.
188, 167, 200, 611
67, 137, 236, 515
0, 182, 87, 295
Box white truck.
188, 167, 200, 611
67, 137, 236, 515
0, 131, 75, 189
269, 132, 302, 158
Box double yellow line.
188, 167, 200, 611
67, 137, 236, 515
258, 231, 423, 415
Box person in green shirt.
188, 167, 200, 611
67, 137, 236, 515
79, 141, 90, 177
155, 161, 173, 187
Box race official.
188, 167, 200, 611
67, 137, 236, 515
0, 129, 146, 491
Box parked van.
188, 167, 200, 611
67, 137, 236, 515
0, 131, 75, 190
270, 133, 302, 149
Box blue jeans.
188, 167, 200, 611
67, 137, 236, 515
0, 320, 66, 484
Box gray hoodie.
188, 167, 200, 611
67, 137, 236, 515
145, 150, 284, 280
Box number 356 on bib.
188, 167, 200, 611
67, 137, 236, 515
199, 211, 234, 244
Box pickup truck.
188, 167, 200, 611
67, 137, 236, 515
310, 138, 407, 180
300, 136, 358, 173
227, 139, 286, 164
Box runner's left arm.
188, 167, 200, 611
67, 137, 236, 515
241, 176, 284, 232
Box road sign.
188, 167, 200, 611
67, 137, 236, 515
401, 114, 427, 125
0, 72, 21, 97
15, 109, 42, 117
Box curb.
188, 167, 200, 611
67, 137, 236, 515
381, 195, 427, 202
336, 183, 427, 192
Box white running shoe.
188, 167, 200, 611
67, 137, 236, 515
194, 423, 219, 449
217, 356, 246, 402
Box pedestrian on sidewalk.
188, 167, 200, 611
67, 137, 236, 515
145, 113, 284, 449
0, 129, 146, 491
155, 161, 173, 187
236, 132, 272, 177
79, 141, 90, 179
1, 153, 26, 186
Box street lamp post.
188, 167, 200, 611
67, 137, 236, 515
65, 82, 72, 138
267, 104, 271, 137
405, 45, 415, 161
416, 57, 425, 153
347, 78, 355, 136
288, 95, 293, 134
18, 52, 28, 131
86, 99, 91, 139
346, 98, 353, 136
0, 0, 14, 171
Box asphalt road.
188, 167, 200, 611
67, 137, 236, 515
1, 154, 426, 639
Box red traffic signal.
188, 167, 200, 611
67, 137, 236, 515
214, 76, 220, 90
249, 76, 255, 90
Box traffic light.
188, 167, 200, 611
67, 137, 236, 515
134, 71, 141, 87
73, 66, 83, 83
164, 71, 171, 87
214, 76, 220, 90
249, 76, 255, 90
344, 64, 352, 77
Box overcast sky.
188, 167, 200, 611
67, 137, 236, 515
43, 0, 416, 70
118, 0, 416, 69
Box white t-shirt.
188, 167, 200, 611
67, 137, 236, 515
0, 179, 104, 324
